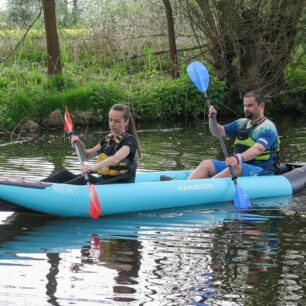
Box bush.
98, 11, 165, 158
129, 72, 228, 120
0, 65, 229, 129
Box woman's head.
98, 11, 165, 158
109, 104, 141, 157
109, 104, 131, 136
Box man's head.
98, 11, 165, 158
243, 90, 265, 121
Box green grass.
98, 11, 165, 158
0, 29, 304, 129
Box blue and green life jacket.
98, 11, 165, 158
233, 118, 280, 165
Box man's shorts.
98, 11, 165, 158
212, 159, 264, 177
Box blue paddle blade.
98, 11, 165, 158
234, 184, 251, 210
187, 61, 210, 93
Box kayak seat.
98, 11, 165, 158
160, 175, 173, 181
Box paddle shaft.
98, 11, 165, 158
73, 141, 89, 181
68, 132, 90, 182
203, 92, 237, 179
64, 110, 101, 218
186, 61, 250, 208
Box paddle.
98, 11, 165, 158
64, 108, 101, 219
187, 61, 251, 210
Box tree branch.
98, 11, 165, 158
128, 44, 207, 59
0, 6, 43, 64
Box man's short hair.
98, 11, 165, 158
244, 90, 265, 104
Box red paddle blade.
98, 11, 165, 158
64, 108, 73, 133
88, 183, 101, 219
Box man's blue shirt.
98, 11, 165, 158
224, 118, 278, 168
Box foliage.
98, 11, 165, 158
5, 0, 80, 28
0, 62, 229, 129
278, 43, 306, 113
129, 71, 228, 120
0, 0, 305, 130
0, 74, 127, 128
178, 0, 306, 104
285, 45, 306, 89
6, 0, 41, 28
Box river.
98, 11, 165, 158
0, 117, 305, 306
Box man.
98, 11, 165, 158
188, 90, 279, 179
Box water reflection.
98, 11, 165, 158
0, 118, 305, 176
0, 201, 293, 305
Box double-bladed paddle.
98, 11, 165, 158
187, 61, 251, 210
64, 108, 101, 219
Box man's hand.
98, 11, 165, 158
225, 156, 240, 167
208, 105, 217, 118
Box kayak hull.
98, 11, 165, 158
1, 163, 305, 218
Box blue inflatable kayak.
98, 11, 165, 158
0, 163, 305, 218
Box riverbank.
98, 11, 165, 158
1, 69, 305, 134
0, 30, 305, 132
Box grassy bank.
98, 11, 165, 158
0, 28, 305, 130
0, 67, 228, 129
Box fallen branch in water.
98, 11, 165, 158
0, 138, 32, 147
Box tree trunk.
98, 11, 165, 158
162, 0, 179, 79
72, 0, 79, 26
62, 0, 69, 27
42, 0, 62, 75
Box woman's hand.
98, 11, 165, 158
70, 135, 80, 145
81, 164, 96, 175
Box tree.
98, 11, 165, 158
72, 0, 80, 26
42, 0, 62, 75
162, 0, 179, 79
6, 0, 79, 28
7, 0, 41, 28
179, 0, 306, 103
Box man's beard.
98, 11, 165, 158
245, 112, 253, 119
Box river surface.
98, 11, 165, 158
0, 118, 306, 306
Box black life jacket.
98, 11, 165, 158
96, 133, 136, 176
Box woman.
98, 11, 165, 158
42, 104, 141, 185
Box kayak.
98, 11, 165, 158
0, 162, 305, 218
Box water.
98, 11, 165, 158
0, 118, 306, 305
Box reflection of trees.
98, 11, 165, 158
81, 235, 142, 299
0, 130, 98, 176
0, 132, 67, 176
2, 206, 306, 304
274, 213, 306, 303
46, 253, 60, 306
196, 213, 283, 305
138, 122, 222, 170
